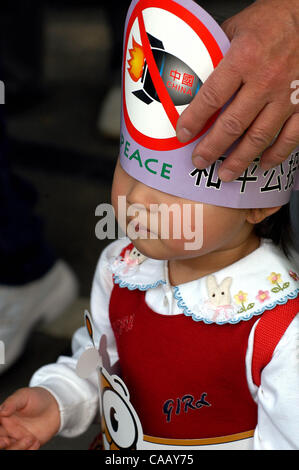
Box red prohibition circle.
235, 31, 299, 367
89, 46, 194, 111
123, 0, 224, 151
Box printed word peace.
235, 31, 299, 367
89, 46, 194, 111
120, 134, 173, 180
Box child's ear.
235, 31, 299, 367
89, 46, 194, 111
246, 206, 282, 225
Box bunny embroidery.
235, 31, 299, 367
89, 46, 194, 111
128, 247, 147, 265
109, 246, 147, 277
205, 275, 234, 322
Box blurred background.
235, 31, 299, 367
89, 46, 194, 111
1, 0, 126, 294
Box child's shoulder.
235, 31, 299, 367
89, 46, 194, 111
257, 239, 299, 283
231, 238, 298, 308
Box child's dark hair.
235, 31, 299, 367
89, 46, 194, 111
254, 203, 293, 257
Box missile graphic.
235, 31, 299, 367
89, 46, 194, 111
128, 33, 202, 106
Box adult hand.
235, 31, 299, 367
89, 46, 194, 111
176, 0, 299, 181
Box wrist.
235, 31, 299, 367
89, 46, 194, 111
31, 386, 61, 435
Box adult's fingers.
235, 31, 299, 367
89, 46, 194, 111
176, 53, 242, 143
260, 112, 299, 170
217, 103, 291, 181
190, 83, 267, 171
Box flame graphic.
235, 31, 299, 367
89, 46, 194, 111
127, 37, 145, 82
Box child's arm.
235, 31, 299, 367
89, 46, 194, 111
29, 240, 128, 438
0, 239, 129, 450
248, 313, 299, 449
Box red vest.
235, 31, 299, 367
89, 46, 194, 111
108, 246, 298, 442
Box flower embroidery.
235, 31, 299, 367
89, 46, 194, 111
234, 290, 255, 314
256, 290, 270, 303
267, 272, 282, 284
234, 290, 248, 304
267, 272, 290, 293
289, 270, 299, 281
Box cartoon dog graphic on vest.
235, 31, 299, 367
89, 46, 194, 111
100, 366, 143, 450
76, 311, 144, 450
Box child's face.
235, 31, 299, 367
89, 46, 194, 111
111, 159, 254, 261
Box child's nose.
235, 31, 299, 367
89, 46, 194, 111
127, 181, 157, 210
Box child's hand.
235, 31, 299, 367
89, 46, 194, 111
0, 387, 60, 450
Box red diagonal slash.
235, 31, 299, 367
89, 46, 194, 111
138, 11, 180, 131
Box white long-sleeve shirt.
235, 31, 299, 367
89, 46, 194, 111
30, 238, 299, 450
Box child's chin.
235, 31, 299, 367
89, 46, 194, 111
129, 237, 169, 260
129, 237, 192, 261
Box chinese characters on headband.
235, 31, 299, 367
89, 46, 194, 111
189, 151, 299, 194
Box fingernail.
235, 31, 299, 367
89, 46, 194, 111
219, 168, 238, 182
177, 127, 193, 143
0, 404, 5, 412
193, 155, 210, 169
